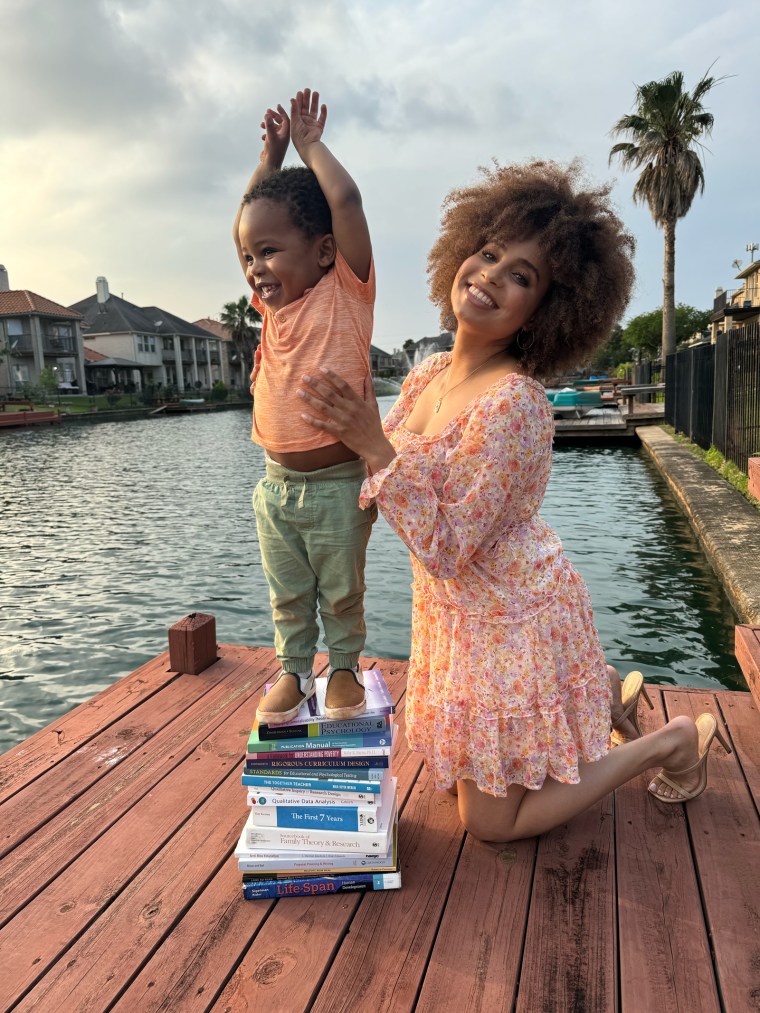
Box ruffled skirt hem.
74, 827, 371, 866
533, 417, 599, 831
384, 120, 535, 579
405, 565, 612, 796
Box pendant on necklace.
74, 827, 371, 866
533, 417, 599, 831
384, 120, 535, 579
434, 398, 442, 413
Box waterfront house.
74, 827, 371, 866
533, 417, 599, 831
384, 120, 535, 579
0, 268, 86, 395
711, 260, 760, 340
71, 278, 223, 394
369, 343, 399, 377
193, 317, 249, 390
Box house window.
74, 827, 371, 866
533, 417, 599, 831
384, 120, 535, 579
162, 337, 174, 352
137, 335, 157, 353
12, 363, 31, 383
47, 323, 73, 339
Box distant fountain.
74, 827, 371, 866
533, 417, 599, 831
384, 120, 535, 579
373, 377, 403, 396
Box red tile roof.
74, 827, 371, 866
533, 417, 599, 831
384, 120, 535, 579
193, 317, 232, 341
0, 290, 82, 319
84, 347, 109, 362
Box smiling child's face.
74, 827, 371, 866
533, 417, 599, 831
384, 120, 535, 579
451, 236, 552, 342
238, 199, 333, 312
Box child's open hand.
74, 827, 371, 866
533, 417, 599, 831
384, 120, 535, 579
259, 104, 290, 167
289, 88, 327, 155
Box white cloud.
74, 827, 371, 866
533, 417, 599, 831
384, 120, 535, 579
3, 0, 759, 349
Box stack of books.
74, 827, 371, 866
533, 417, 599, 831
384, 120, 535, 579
235, 670, 401, 900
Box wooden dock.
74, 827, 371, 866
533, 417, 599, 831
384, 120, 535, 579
553, 402, 664, 441
1, 638, 758, 1012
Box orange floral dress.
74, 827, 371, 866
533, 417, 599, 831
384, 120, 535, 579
360, 353, 611, 795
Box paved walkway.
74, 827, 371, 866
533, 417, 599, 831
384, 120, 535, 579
638, 426, 760, 624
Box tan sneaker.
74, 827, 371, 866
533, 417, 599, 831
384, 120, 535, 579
324, 668, 366, 720
256, 671, 314, 726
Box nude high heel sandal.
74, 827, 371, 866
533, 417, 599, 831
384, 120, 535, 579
611, 670, 655, 746
648, 713, 732, 804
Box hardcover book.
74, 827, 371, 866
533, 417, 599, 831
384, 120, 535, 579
235, 822, 398, 874
245, 744, 392, 762
244, 795, 396, 853
257, 713, 391, 742
241, 774, 384, 793
242, 871, 401, 900
247, 726, 392, 753
243, 755, 390, 772
248, 778, 396, 833
246, 787, 381, 807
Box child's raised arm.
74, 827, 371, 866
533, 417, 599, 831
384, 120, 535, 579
289, 88, 372, 283
233, 105, 290, 275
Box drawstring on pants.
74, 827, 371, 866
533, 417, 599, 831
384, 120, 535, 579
280, 476, 307, 509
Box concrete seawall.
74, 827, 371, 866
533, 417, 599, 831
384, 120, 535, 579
637, 426, 760, 625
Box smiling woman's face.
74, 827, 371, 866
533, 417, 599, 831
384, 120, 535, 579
451, 236, 552, 342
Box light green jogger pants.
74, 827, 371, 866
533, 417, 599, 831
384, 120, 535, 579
253, 457, 377, 673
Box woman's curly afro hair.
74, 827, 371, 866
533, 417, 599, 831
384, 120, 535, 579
427, 159, 635, 376
242, 166, 332, 239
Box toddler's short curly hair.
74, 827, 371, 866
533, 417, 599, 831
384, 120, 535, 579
242, 166, 332, 239
427, 160, 635, 375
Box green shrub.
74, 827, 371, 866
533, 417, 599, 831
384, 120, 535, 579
210, 380, 228, 402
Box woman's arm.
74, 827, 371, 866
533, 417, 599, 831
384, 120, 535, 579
374, 389, 551, 578
298, 367, 395, 474
300, 372, 553, 580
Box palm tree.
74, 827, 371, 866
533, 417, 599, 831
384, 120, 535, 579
220, 296, 262, 379
609, 69, 720, 369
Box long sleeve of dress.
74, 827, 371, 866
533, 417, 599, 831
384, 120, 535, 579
360, 379, 553, 581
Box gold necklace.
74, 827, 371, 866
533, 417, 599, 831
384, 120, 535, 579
433, 353, 502, 413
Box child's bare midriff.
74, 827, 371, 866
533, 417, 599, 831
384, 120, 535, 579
268, 440, 360, 471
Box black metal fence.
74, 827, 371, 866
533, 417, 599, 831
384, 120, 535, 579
664, 322, 760, 471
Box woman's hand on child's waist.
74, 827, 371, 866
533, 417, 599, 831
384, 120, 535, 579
298, 368, 396, 475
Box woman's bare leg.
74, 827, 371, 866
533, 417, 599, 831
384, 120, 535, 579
456, 715, 699, 843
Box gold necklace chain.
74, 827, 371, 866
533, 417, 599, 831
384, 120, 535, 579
433, 353, 503, 413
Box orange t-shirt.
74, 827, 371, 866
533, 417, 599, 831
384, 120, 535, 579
249, 251, 375, 452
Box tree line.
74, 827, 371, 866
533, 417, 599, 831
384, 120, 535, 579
589, 303, 712, 376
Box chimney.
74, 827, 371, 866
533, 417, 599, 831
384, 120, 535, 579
96, 276, 110, 305
0, 265, 9, 292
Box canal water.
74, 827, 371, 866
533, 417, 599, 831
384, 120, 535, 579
0, 402, 743, 753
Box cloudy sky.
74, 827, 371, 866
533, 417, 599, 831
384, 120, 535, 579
3, 0, 759, 351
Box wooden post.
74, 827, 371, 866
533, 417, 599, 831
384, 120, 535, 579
168, 613, 217, 675
748, 457, 760, 501
735, 624, 760, 709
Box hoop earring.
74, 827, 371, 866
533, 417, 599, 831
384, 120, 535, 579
516, 329, 535, 351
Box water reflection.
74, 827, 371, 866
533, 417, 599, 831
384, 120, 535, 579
543, 446, 739, 689
0, 409, 742, 753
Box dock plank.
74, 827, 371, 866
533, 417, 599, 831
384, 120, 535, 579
110, 852, 274, 1013
416, 834, 536, 1012
716, 689, 760, 808
664, 690, 760, 1013
0, 653, 275, 1009
734, 624, 760, 708
0, 646, 277, 927
307, 767, 465, 1013
615, 688, 720, 1013
15, 769, 244, 1013
516, 795, 616, 1013
1, 644, 755, 1013
0, 669, 230, 859
0, 651, 178, 803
